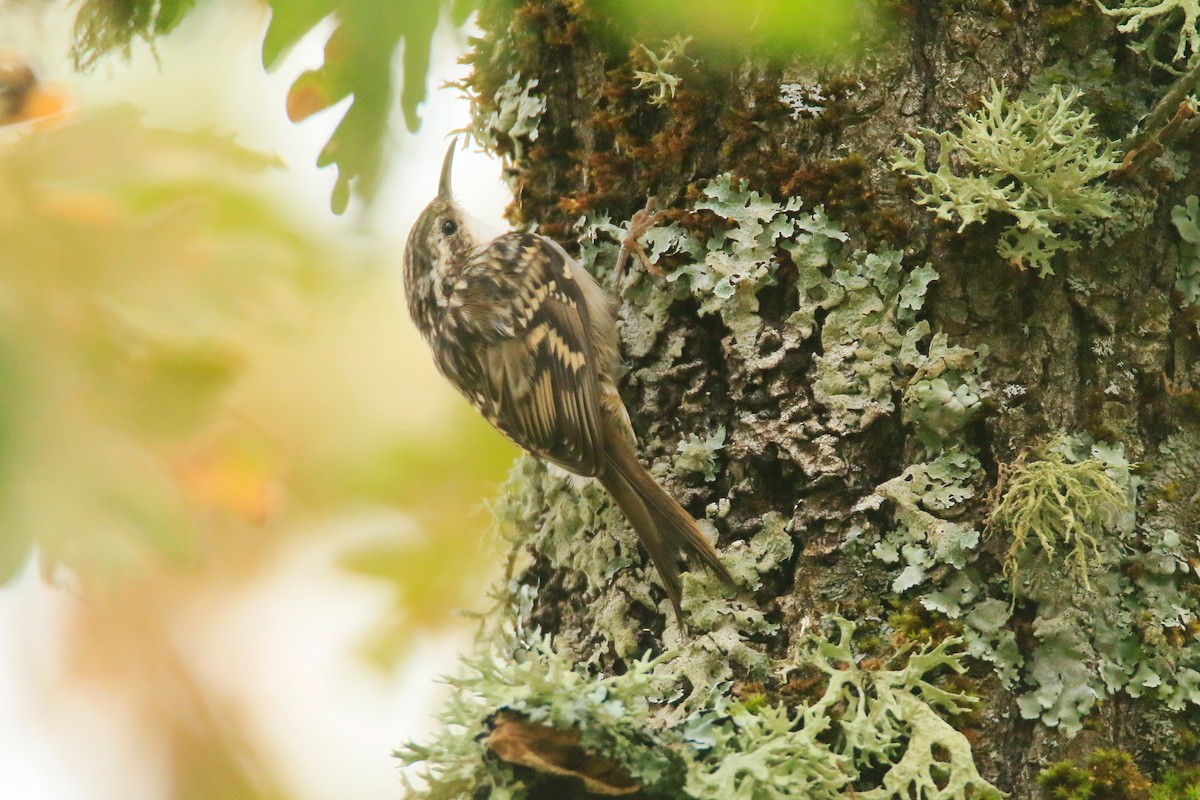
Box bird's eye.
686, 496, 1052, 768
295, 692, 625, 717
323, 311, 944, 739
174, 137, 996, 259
440, 219, 458, 236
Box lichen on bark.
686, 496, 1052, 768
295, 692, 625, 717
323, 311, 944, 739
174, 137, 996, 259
407, 0, 1200, 797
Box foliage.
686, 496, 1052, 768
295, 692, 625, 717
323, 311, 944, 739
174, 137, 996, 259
68, 0, 477, 213
592, 0, 869, 61
0, 106, 323, 581
399, 614, 1002, 800
1098, 0, 1200, 67
989, 434, 1134, 591
894, 82, 1120, 277
1172, 195, 1200, 306
70, 0, 198, 68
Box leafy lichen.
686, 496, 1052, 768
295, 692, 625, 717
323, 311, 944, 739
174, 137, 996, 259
399, 614, 1002, 800
675, 426, 727, 482
1171, 195, 1200, 306
857, 430, 1200, 737
894, 82, 1120, 277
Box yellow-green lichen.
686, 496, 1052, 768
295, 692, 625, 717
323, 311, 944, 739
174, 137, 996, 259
989, 434, 1134, 591
894, 82, 1120, 277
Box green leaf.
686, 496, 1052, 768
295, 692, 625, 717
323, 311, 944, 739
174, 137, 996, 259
264, 0, 476, 212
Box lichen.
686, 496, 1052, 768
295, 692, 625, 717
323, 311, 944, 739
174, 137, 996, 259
811, 250, 949, 434
1098, 0, 1200, 67
859, 449, 984, 595
893, 82, 1120, 277
855, 430, 1200, 736
579, 174, 848, 365
1171, 194, 1200, 306
675, 425, 726, 482
989, 434, 1134, 591
632, 35, 692, 106
460, 73, 547, 172
778, 81, 827, 119
902, 331, 989, 454
399, 613, 1002, 800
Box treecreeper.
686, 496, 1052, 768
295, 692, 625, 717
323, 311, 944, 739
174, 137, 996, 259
402, 139, 733, 620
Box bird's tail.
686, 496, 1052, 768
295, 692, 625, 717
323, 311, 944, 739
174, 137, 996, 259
599, 444, 734, 619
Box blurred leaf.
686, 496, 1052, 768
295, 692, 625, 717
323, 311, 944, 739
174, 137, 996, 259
337, 403, 516, 665
0, 106, 332, 586
593, 0, 876, 60
70, 0, 199, 69
264, 0, 477, 212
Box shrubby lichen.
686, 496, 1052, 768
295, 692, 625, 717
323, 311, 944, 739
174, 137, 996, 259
399, 614, 1002, 800
632, 35, 692, 106
1098, 0, 1200, 66
855, 432, 1200, 736
989, 434, 1134, 591
894, 82, 1120, 277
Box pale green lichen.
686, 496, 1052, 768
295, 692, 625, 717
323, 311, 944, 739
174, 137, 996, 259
902, 331, 989, 454
675, 426, 726, 482
989, 435, 1134, 591
632, 35, 692, 106
857, 431, 1200, 736
894, 82, 1120, 277
1098, 0, 1200, 66
811, 250, 948, 433
860, 449, 983, 594
1171, 194, 1200, 305
684, 618, 1002, 800
461, 73, 546, 170
658, 174, 847, 362
399, 615, 1002, 800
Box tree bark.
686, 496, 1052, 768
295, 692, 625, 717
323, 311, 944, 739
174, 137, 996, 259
449, 1, 1200, 797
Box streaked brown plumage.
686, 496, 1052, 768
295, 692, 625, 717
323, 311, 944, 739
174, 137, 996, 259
403, 140, 732, 620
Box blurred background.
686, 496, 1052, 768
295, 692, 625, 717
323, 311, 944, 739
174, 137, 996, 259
0, 1, 516, 798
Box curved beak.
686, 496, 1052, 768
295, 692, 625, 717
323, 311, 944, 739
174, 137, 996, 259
438, 138, 457, 201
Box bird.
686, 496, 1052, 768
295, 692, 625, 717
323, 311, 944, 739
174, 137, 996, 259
402, 139, 733, 620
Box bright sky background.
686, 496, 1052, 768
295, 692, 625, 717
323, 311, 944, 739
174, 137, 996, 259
0, 2, 511, 799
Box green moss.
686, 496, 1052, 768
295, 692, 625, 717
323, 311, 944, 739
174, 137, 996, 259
894, 82, 1120, 277
1038, 750, 1153, 800
989, 434, 1134, 591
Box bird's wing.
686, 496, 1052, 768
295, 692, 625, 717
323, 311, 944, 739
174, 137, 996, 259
444, 232, 607, 477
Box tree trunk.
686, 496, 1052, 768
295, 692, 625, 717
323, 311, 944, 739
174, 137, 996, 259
406, 2, 1200, 798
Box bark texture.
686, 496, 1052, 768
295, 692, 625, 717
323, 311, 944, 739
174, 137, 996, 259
449, 1, 1200, 798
